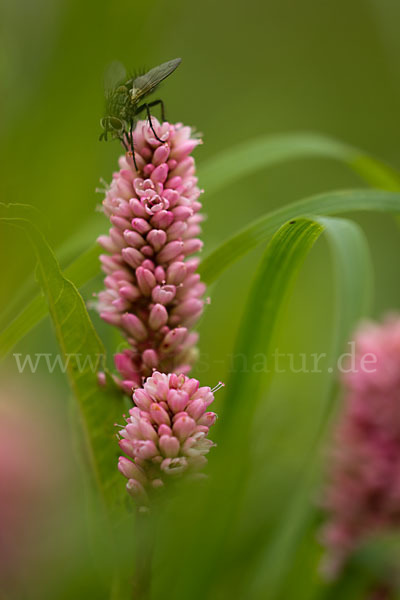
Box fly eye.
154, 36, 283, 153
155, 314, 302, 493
109, 117, 123, 131
101, 117, 123, 132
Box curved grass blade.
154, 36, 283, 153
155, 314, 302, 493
219, 218, 323, 434
199, 188, 400, 283
1, 208, 124, 514
198, 132, 400, 196
218, 213, 372, 436
245, 217, 373, 600
1, 188, 399, 360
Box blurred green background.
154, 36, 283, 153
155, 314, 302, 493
1, 0, 400, 597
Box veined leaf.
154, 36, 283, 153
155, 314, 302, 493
1, 206, 124, 514
0, 243, 101, 358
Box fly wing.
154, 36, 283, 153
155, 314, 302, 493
131, 58, 181, 101
104, 61, 127, 91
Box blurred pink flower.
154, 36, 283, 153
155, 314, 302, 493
98, 119, 204, 393
320, 315, 400, 578
117, 371, 218, 505
0, 379, 73, 593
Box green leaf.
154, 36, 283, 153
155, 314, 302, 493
219, 218, 324, 435
0, 243, 102, 358
218, 213, 372, 438
198, 132, 400, 195
199, 188, 400, 283
243, 216, 373, 600
1, 206, 124, 514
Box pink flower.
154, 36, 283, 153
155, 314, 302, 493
97, 119, 204, 392
117, 371, 218, 505
320, 315, 400, 578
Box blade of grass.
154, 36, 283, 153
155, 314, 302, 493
199, 132, 400, 196
199, 188, 400, 283
245, 217, 373, 600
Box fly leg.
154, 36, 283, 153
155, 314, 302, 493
119, 132, 138, 170
147, 99, 166, 122
129, 119, 138, 171
136, 103, 165, 143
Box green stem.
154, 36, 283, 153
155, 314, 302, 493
133, 510, 154, 600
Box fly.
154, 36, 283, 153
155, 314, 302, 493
100, 58, 182, 169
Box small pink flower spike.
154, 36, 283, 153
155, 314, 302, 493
320, 315, 400, 579
97, 119, 204, 389
117, 371, 218, 506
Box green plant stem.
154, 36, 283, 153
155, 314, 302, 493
133, 511, 155, 600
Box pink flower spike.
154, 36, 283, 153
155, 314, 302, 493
320, 315, 400, 578
98, 120, 205, 390
117, 371, 217, 505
